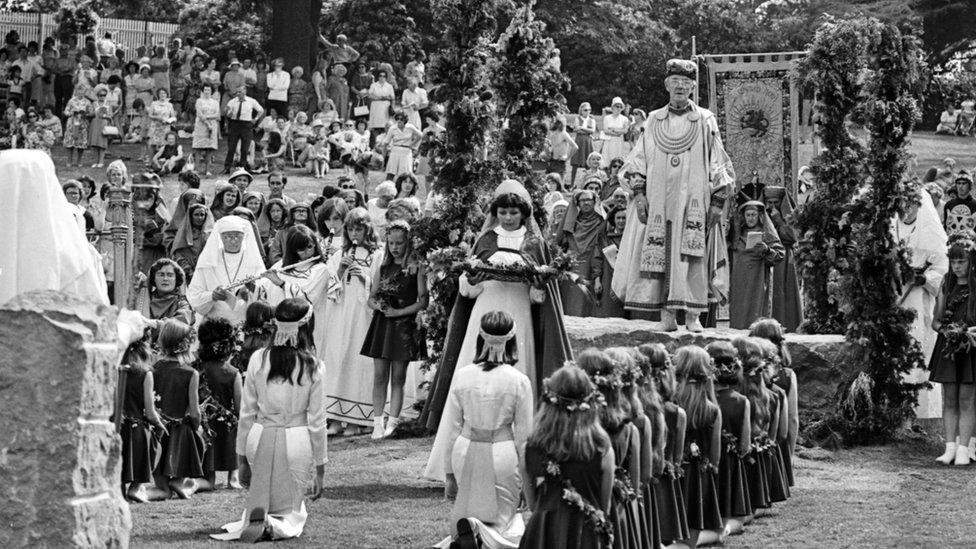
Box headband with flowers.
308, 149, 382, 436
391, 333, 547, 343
542, 384, 606, 413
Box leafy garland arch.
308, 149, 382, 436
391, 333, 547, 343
796, 18, 927, 443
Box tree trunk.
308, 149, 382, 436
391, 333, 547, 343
270, 0, 319, 74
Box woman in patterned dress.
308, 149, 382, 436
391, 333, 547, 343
63, 86, 92, 167
193, 83, 221, 176
148, 88, 176, 153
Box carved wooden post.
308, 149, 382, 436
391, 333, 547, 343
105, 188, 132, 307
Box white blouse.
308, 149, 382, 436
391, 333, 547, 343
266, 71, 291, 102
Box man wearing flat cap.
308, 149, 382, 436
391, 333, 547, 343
612, 58, 735, 332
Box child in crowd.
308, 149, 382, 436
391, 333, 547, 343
672, 345, 724, 548
520, 364, 614, 549
118, 332, 168, 503
733, 336, 772, 516
362, 220, 428, 438
706, 341, 752, 536
755, 338, 791, 503
193, 317, 243, 492
323, 207, 384, 436
577, 348, 642, 549
633, 346, 666, 549
235, 301, 276, 375
152, 319, 205, 499
638, 343, 690, 545
750, 318, 798, 486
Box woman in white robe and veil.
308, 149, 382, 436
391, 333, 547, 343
0, 149, 108, 305
187, 215, 268, 323
892, 188, 949, 419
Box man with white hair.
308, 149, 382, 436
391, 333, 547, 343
612, 58, 736, 332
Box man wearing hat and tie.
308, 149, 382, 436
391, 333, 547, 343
223, 85, 264, 174
612, 58, 736, 332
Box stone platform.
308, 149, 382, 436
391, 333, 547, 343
563, 316, 849, 421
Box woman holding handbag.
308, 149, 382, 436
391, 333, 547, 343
88, 84, 115, 168
367, 69, 394, 147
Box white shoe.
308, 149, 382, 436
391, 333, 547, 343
686, 315, 704, 332
955, 445, 971, 466
371, 417, 385, 439
937, 442, 958, 465
384, 416, 400, 437
968, 437, 976, 461
660, 309, 678, 332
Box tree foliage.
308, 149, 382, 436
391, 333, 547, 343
320, 0, 433, 75
54, 1, 100, 43
175, 0, 270, 62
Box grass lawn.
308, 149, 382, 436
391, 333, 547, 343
129, 433, 976, 548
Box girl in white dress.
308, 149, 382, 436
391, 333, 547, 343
321, 207, 385, 435
211, 298, 327, 542
436, 311, 534, 549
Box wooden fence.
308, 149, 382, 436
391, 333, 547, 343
0, 12, 178, 60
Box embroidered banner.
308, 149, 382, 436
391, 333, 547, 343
696, 52, 806, 198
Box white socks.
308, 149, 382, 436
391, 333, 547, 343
936, 442, 957, 465
955, 444, 971, 466
371, 417, 385, 439
385, 416, 400, 437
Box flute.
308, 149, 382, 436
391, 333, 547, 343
220, 255, 323, 292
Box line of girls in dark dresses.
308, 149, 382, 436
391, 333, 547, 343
446, 317, 799, 549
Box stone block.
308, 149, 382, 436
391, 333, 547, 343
0, 291, 130, 548
563, 316, 849, 423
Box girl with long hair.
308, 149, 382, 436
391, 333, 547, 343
268, 202, 317, 264
672, 346, 723, 548
705, 340, 752, 536
520, 364, 614, 549
732, 336, 772, 516
578, 348, 642, 549
361, 220, 428, 438
632, 346, 666, 549
638, 343, 689, 545
151, 319, 204, 499
930, 236, 976, 465
755, 338, 790, 503
212, 298, 327, 542
193, 318, 243, 493
119, 332, 168, 503
235, 301, 276, 375
750, 317, 798, 486
322, 207, 385, 435
438, 311, 534, 549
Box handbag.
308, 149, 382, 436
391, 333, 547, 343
353, 99, 369, 118
102, 125, 120, 137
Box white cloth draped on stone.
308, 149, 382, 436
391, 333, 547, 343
892, 191, 948, 419
187, 215, 267, 323
612, 102, 734, 314
0, 150, 108, 305
212, 350, 327, 541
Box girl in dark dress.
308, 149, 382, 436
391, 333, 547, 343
634, 345, 668, 549
929, 238, 976, 465
673, 346, 724, 547
194, 318, 243, 493
756, 338, 790, 503
519, 365, 614, 549
706, 341, 753, 536
362, 220, 428, 438
733, 337, 772, 518
152, 319, 205, 498
578, 349, 643, 549
638, 343, 689, 545
118, 334, 168, 503
750, 318, 798, 487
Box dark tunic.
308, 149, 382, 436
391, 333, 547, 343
153, 359, 205, 478
637, 414, 661, 549
728, 224, 784, 329
656, 403, 689, 542
360, 263, 426, 361
930, 284, 976, 383
593, 232, 627, 318
201, 360, 240, 472
519, 443, 613, 549
120, 365, 159, 483
769, 214, 804, 331
608, 421, 643, 549
716, 388, 753, 517
767, 386, 791, 502
682, 423, 723, 531
772, 368, 795, 486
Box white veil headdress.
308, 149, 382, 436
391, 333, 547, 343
194, 215, 266, 283
477, 179, 543, 240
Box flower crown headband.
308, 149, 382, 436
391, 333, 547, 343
590, 371, 624, 391
273, 306, 314, 347
542, 378, 605, 413
163, 329, 196, 356
478, 323, 517, 363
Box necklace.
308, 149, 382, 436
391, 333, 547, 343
650, 115, 700, 156
221, 251, 245, 283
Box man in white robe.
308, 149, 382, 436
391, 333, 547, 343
187, 215, 267, 323
612, 59, 735, 331
0, 150, 108, 305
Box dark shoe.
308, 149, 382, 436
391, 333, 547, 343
451, 518, 478, 549
239, 507, 267, 543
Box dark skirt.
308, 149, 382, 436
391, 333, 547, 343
203, 419, 238, 472
519, 504, 610, 549
120, 417, 160, 484
929, 336, 976, 383
641, 481, 662, 549
157, 419, 205, 478
610, 489, 643, 549
745, 451, 771, 510
360, 313, 426, 362
654, 471, 690, 542
571, 133, 593, 167
779, 439, 795, 487
718, 446, 753, 518
768, 445, 791, 502
682, 461, 724, 531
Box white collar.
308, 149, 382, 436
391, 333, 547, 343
494, 225, 527, 237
